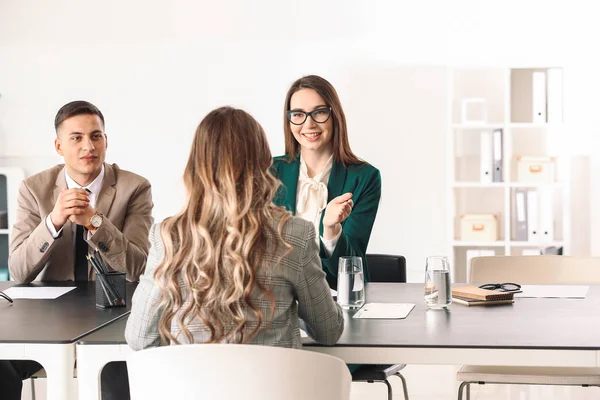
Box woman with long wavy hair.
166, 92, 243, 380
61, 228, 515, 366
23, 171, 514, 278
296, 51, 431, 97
126, 106, 344, 350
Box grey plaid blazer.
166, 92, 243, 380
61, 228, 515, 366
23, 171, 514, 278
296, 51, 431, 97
125, 217, 344, 350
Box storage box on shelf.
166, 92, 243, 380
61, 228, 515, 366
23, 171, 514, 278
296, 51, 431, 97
447, 67, 568, 282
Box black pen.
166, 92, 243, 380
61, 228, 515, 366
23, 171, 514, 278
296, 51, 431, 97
0, 291, 13, 303
94, 250, 109, 274
87, 254, 116, 306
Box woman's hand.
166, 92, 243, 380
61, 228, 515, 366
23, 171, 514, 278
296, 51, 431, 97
322, 193, 353, 239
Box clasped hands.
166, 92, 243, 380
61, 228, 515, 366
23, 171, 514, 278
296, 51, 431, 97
49, 188, 96, 231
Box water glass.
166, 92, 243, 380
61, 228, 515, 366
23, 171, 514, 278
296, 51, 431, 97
337, 256, 366, 309
424, 256, 452, 309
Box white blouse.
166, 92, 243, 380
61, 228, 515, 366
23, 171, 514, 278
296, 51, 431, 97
295, 154, 341, 256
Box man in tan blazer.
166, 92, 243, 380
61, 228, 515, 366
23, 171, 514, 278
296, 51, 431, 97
1, 100, 153, 400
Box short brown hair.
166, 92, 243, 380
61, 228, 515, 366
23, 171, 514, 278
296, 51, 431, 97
283, 75, 362, 166
54, 101, 105, 133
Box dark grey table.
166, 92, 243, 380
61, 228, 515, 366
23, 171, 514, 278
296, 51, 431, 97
75, 283, 600, 400
303, 283, 600, 366
0, 281, 136, 400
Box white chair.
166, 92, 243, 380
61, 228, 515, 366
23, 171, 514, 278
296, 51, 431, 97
127, 344, 352, 400
457, 255, 600, 400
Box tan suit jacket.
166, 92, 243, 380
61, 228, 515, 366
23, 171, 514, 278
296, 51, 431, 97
8, 163, 154, 283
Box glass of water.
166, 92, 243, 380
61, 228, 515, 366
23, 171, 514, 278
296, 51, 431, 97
337, 256, 365, 309
424, 256, 452, 309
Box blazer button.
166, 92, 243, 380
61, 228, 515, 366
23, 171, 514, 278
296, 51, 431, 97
39, 242, 49, 252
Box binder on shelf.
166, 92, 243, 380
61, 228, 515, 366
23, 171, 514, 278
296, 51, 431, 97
526, 189, 539, 242
492, 128, 503, 182
538, 187, 554, 242
546, 68, 563, 123
480, 131, 493, 183
522, 248, 542, 256
514, 188, 528, 241
532, 71, 547, 123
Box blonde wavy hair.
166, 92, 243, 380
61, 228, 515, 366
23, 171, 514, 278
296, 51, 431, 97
154, 106, 291, 345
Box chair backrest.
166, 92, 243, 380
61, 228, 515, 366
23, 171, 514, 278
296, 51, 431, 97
365, 254, 407, 283
126, 344, 351, 400
469, 256, 600, 284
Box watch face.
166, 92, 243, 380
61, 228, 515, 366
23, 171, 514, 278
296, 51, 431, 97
91, 214, 102, 228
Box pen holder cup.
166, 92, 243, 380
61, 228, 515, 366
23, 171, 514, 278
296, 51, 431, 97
95, 271, 126, 308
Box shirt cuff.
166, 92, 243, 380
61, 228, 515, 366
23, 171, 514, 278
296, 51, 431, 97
320, 229, 342, 257
45, 214, 63, 238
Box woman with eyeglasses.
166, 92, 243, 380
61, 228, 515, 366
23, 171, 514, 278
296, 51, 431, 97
272, 75, 382, 290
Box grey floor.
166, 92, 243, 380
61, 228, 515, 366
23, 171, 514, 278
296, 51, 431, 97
23, 364, 599, 399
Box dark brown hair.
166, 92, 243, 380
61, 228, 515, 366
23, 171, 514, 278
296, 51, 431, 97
283, 75, 362, 166
54, 101, 105, 133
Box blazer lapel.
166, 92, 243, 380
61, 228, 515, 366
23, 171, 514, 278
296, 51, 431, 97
95, 163, 117, 216
54, 167, 74, 269
326, 159, 348, 203
277, 156, 300, 214
320, 160, 348, 236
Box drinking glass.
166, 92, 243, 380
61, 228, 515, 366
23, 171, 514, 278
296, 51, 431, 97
424, 256, 452, 309
337, 256, 365, 309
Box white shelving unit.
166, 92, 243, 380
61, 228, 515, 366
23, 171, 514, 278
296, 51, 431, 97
0, 167, 25, 280
447, 68, 570, 282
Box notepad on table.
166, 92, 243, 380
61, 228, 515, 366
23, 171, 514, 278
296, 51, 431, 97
353, 303, 415, 319
452, 296, 514, 307
451, 286, 515, 301
3, 286, 76, 299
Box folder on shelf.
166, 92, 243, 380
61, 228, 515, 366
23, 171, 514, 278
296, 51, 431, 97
514, 188, 528, 241
480, 131, 493, 183
538, 187, 554, 242
526, 189, 539, 242
546, 68, 563, 123
492, 129, 503, 182
532, 71, 547, 123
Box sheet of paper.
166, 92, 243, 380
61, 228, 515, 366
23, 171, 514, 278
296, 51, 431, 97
353, 303, 415, 319
515, 285, 589, 299
3, 286, 76, 300
300, 329, 308, 338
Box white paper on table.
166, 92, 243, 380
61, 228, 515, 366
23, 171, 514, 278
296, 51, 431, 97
515, 285, 589, 299
3, 286, 76, 299
353, 303, 415, 319
300, 329, 308, 338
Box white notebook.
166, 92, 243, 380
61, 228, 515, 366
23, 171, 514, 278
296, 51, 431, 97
353, 303, 415, 319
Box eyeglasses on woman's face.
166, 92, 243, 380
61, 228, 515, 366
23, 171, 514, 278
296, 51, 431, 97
286, 107, 332, 125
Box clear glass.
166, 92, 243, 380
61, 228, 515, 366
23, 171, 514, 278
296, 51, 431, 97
337, 256, 365, 309
424, 256, 452, 309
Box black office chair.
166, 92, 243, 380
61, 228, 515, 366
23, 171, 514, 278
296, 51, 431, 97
350, 254, 409, 400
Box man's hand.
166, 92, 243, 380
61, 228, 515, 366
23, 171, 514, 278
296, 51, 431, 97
69, 204, 97, 227
49, 188, 90, 230
322, 193, 353, 240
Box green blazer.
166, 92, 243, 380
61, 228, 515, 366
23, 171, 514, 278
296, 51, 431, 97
271, 154, 382, 289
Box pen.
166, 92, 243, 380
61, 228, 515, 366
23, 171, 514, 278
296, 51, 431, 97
87, 254, 116, 306
0, 291, 13, 303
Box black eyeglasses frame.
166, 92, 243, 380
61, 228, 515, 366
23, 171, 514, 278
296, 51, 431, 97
286, 107, 332, 125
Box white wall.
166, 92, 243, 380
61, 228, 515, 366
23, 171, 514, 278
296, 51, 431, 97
1, 0, 600, 280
